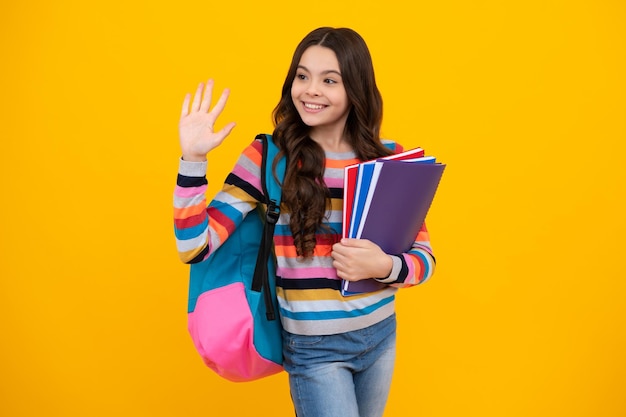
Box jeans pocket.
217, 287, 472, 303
282, 331, 324, 352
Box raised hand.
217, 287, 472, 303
179, 79, 236, 162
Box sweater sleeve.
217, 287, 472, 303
375, 222, 436, 287
173, 139, 265, 264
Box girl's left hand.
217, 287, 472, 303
331, 238, 393, 281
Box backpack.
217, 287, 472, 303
186, 134, 286, 382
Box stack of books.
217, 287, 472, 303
341, 147, 446, 296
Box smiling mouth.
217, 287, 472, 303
303, 102, 326, 110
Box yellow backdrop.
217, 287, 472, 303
1, 0, 625, 416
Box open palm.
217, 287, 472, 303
179, 79, 236, 162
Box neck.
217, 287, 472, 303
309, 129, 352, 153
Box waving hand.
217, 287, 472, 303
179, 79, 236, 162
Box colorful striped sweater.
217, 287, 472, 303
173, 137, 436, 336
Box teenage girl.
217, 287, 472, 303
174, 27, 436, 417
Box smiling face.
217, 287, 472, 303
290, 45, 351, 141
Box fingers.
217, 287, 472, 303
180, 93, 191, 118
340, 238, 374, 248
221, 121, 237, 137
331, 238, 388, 281
209, 87, 230, 120
183, 79, 229, 117
199, 79, 214, 113
191, 82, 204, 112
212, 122, 237, 147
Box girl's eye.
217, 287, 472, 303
324, 78, 337, 84
296, 73, 307, 80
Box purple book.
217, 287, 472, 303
341, 160, 445, 296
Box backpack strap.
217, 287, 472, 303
251, 134, 286, 320
261, 134, 286, 208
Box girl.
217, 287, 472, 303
174, 27, 436, 417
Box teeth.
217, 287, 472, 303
304, 103, 324, 110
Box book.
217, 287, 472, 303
350, 156, 437, 239
341, 153, 445, 296
342, 147, 425, 238
356, 160, 445, 252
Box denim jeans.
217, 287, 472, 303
282, 314, 397, 417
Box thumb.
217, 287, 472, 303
217, 121, 237, 140
210, 122, 237, 150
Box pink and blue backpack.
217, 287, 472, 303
186, 134, 286, 382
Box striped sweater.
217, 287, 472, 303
173, 137, 436, 336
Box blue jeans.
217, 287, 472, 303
282, 314, 397, 417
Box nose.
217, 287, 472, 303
305, 81, 321, 97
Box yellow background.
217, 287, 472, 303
1, 0, 625, 416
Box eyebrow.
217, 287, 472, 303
297, 65, 342, 77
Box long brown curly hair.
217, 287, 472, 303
272, 27, 393, 258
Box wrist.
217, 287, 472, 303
182, 154, 207, 162
381, 255, 393, 278
376, 255, 401, 284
